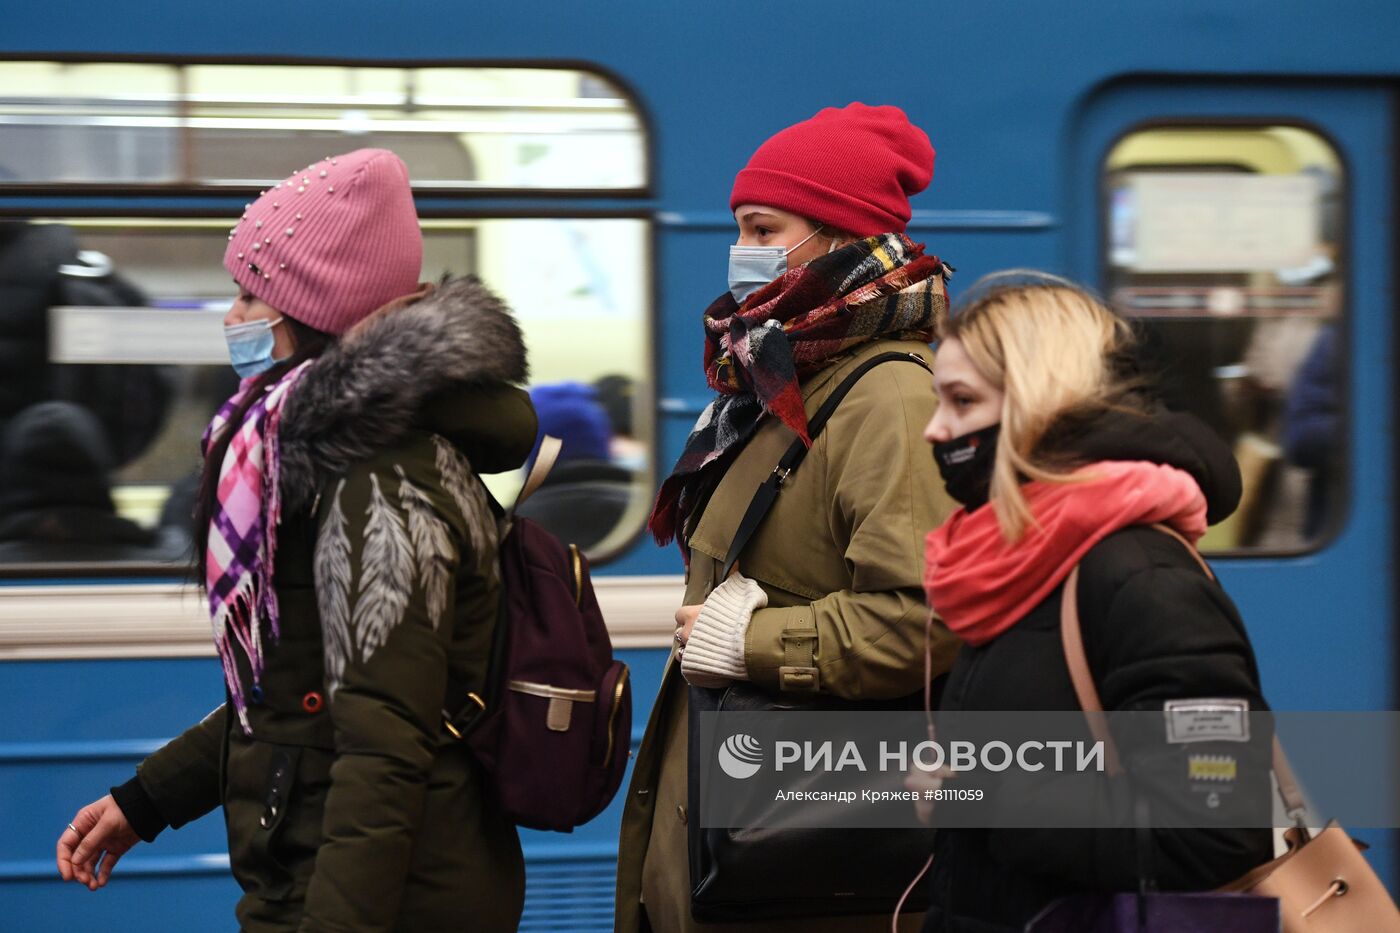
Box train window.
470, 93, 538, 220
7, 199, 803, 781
1104, 125, 1344, 552
0, 62, 651, 575
0, 62, 644, 190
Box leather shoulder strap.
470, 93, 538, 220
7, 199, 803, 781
1059, 565, 1125, 777
1147, 524, 1307, 820
1148, 522, 1213, 577
720, 351, 930, 578
1061, 524, 1308, 820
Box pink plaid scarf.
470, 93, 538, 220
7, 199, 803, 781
202, 362, 310, 733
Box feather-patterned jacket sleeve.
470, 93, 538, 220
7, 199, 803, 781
300, 435, 496, 932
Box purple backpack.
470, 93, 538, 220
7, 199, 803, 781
445, 438, 632, 832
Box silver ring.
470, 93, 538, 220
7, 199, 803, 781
674, 630, 685, 647
67, 823, 77, 833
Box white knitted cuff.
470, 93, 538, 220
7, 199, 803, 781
681, 575, 769, 689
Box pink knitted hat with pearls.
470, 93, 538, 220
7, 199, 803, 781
223, 148, 423, 335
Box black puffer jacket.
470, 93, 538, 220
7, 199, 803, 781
0, 400, 184, 564
0, 222, 55, 429
922, 408, 1274, 933
0, 221, 171, 467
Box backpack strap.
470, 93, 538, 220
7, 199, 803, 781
442, 435, 561, 741
1059, 524, 1309, 826
720, 351, 932, 579
513, 436, 562, 513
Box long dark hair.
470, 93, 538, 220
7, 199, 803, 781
192, 316, 333, 585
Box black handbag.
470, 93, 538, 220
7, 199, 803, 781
686, 351, 938, 922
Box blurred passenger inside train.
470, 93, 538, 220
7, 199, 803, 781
0, 219, 172, 467
594, 372, 647, 470
56, 148, 537, 933
919, 273, 1274, 932
1283, 322, 1341, 539
0, 401, 184, 564
515, 380, 632, 551
617, 103, 960, 933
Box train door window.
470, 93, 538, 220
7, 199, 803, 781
0, 62, 650, 576
1104, 125, 1344, 552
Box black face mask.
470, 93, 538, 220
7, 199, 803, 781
932, 423, 1000, 509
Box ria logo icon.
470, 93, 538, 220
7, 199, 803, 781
717, 733, 763, 779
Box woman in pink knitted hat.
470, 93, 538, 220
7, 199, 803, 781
56, 149, 539, 932
615, 104, 961, 933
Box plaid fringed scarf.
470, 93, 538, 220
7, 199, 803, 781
649, 233, 949, 547
202, 362, 310, 733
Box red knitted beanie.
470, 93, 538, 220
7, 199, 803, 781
729, 103, 934, 237
224, 148, 423, 335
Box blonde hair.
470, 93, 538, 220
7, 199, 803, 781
945, 271, 1138, 541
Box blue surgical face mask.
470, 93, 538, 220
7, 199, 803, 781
224, 316, 287, 379
727, 226, 827, 304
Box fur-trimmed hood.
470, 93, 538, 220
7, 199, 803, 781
279, 276, 536, 511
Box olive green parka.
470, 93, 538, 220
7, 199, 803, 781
113, 279, 538, 933
615, 338, 962, 933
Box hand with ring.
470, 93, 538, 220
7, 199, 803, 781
673, 604, 702, 656
57, 794, 141, 890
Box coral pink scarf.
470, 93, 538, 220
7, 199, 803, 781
923, 460, 1207, 647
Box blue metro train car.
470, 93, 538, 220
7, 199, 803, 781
2, 1, 1397, 929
